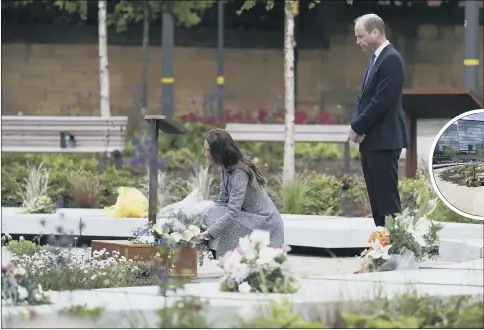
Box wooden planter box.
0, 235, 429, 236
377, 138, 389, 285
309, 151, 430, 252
91, 240, 198, 277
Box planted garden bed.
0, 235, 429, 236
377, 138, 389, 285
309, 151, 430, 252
438, 164, 484, 187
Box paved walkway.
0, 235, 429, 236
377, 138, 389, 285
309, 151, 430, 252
197, 255, 361, 280
433, 167, 484, 218
196, 255, 455, 281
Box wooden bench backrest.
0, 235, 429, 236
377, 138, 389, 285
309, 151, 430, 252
225, 123, 350, 143
1, 116, 129, 153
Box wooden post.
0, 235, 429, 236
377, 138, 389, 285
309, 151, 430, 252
144, 115, 186, 224
405, 114, 418, 178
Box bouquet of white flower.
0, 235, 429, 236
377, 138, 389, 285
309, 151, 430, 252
219, 230, 301, 294
130, 210, 213, 266
359, 198, 442, 273
151, 210, 204, 248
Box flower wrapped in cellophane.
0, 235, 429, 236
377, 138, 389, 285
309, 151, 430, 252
359, 198, 442, 273
219, 230, 301, 294
130, 210, 213, 266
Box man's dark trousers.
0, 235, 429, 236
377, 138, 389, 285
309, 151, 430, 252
360, 149, 401, 227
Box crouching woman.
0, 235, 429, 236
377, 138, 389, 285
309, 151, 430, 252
200, 128, 284, 259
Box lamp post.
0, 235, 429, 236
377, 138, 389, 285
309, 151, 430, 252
161, 13, 175, 117
463, 1, 480, 94
216, 0, 225, 122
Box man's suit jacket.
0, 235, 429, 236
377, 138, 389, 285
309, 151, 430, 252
351, 43, 409, 152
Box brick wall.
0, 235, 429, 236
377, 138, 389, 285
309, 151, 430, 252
2, 25, 483, 118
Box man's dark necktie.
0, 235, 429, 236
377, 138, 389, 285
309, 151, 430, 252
363, 54, 377, 88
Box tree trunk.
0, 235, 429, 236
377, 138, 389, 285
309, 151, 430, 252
141, 0, 150, 114
283, 1, 296, 184
98, 0, 111, 117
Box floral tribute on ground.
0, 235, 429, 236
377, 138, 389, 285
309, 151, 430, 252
359, 199, 443, 273
1, 248, 51, 306
218, 230, 301, 294
130, 210, 213, 266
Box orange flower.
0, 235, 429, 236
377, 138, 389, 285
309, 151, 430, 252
379, 236, 390, 246
368, 230, 389, 244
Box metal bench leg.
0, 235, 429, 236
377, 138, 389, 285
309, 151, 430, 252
112, 150, 123, 170
344, 141, 351, 172
60, 132, 66, 149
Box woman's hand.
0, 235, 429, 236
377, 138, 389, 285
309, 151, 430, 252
199, 231, 210, 238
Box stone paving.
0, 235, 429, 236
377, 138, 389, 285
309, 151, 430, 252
433, 167, 484, 218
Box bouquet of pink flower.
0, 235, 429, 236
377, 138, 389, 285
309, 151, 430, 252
218, 230, 301, 294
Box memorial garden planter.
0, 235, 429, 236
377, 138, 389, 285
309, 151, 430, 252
91, 240, 198, 276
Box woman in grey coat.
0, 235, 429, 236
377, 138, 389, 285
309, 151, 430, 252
200, 128, 284, 259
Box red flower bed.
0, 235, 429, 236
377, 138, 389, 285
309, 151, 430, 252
179, 109, 340, 126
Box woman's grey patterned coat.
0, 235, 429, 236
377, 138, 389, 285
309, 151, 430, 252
202, 167, 284, 258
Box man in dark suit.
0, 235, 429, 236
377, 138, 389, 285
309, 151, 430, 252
349, 14, 408, 227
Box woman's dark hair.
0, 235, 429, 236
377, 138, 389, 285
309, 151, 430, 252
205, 128, 266, 188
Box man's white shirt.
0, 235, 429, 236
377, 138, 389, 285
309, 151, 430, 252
373, 40, 390, 62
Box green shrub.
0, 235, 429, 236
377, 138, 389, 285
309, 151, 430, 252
163, 148, 197, 170
342, 174, 371, 217
295, 142, 360, 161
6, 238, 47, 256
399, 172, 480, 224
341, 292, 483, 329
304, 174, 343, 216
277, 173, 343, 216
240, 301, 324, 328
439, 164, 484, 186
1, 163, 29, 207
279, 174, 310, 215
66, 171, 100, 208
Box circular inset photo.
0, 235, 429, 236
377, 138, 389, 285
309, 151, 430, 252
429, 109, 484, 221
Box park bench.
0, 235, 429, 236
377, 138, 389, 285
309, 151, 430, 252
1, 116, 128, 153
225, 123, 352, 172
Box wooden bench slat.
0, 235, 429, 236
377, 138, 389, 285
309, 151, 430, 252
2, 120, 128, 124
2, 126, 126, 133
228, 132, 348, 143
2, 115, 128, 121
2, 139, 124, 146
226, 123, 350, 134
2, 131, 126, 138
2, 135, 124, 141
225, 124, 350, 143
1, 146, 125, 153
1, 116, 128, 153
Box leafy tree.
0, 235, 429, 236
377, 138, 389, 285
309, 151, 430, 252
108, 1, 215, 32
